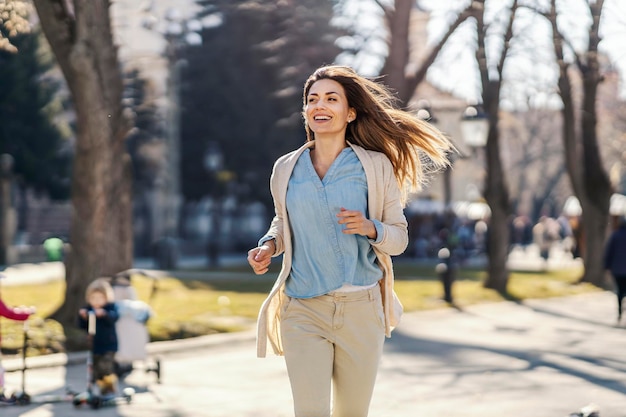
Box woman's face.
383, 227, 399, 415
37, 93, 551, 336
305, 79, 355, 138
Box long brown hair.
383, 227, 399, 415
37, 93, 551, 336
302, 65, 453, 202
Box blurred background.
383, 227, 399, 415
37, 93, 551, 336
0, 0, 624, 272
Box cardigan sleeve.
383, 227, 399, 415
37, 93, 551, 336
370, 155, 409, 256
260, 159, 286, 256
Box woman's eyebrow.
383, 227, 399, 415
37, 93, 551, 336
308, 91, 339, 97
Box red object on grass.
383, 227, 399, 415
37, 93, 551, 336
0, 299, 31, 321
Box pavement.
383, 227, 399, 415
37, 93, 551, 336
2, 289, 626, 417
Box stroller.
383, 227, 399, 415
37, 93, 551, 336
109, 269, 161, 384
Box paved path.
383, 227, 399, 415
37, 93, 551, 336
2, 291, 625, 417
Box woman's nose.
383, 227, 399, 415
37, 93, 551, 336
311, 101, 325, 110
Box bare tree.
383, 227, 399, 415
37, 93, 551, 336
502, 108, 567, 219
32, 0, 133, 329
541, 0, 612, 287
471, 0, 518, 293
370, 0, 518, 292
378, 0, 475, 105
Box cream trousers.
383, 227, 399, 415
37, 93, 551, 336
280, 284, 386, 417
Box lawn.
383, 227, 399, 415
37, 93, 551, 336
0, 260, 599, 356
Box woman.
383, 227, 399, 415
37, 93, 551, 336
248, 65, 452, 416
604, 215, 626, 324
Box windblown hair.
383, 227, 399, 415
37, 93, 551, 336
85, 277, 115, 304
302, 65, 453, 203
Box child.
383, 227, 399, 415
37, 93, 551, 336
78, 278, 119, 395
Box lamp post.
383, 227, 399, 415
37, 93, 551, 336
460, 104, 489, 150
204, 142, 223, 268
459, 103, 489, 258
416, 102, 489, 206
460, 104, 489, 206
417, 101, 454, 208
459, 103, 489, 206
417, 102, 457, 303
416, 102, 489, 303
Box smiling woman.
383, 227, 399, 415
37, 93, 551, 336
246, 64, 453, 416
303, 79, 357, 179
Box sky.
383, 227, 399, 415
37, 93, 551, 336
427, 0, 626, 107
336, 0, 626, 109
112, 0, 626, 111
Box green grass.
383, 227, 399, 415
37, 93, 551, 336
0, 261, 599, 355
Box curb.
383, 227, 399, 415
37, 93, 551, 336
3, 328, 256, 373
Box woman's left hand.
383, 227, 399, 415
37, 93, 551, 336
337, 207, 377, 239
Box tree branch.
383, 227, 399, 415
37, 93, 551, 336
403, 2, 475, 102
33, 0, 76, 80
474, 0, 489, 94
496, 0, 518, 80
583, 0, 604, 74
521, 3, 584, 72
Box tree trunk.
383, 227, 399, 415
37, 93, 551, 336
546, 0, 611, 287
482, 92, 511, 293
33, 0, 133, 327
580, 200, 610, 286
475, 0, 518, 294
380, 0, 412, 96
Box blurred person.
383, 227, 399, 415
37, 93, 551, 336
604, 215, 626, 324
511, 215, 532, 248
247, 65, 452, 417
474, 219, 488, 255
533, 216, 558, 262
78, 278, 119, 395
0, 276, 35, 401
569, 216, 584, 258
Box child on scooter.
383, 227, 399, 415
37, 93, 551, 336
78, 278, 119, 396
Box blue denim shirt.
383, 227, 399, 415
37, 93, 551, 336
278, 147, 384, 298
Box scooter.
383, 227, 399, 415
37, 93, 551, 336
1, 321, 79, 406
72, 311, 134, 409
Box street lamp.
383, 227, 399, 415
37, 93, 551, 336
459, 103, 489, 213
204, 142, 223, 268
417, 102, 457, 302
460, 104, 489, 149
417, 101, 456, 209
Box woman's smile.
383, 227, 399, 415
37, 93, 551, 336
305, 79, 354, 136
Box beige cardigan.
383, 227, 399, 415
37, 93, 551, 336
256, 141, 408, 358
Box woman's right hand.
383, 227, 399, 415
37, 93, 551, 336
247, 240, 275, 275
